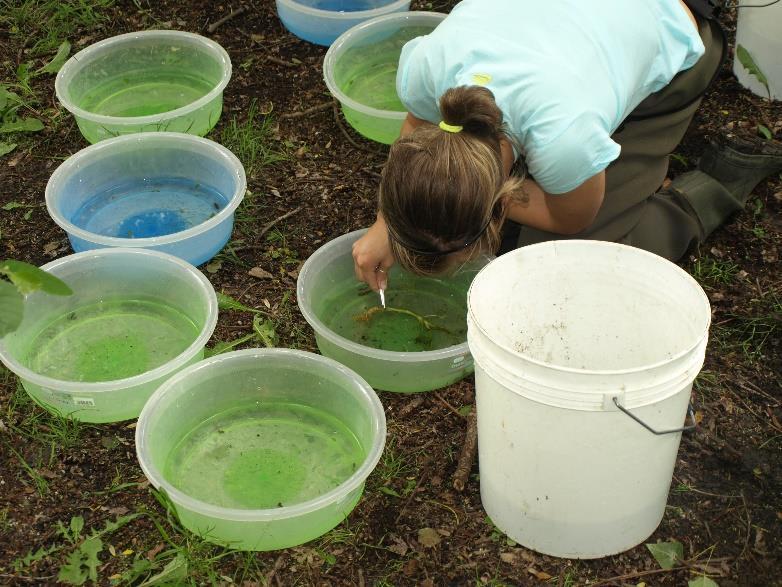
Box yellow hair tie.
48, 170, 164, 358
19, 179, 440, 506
439, 121, 463, 133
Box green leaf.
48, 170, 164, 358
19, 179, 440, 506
378, 486, 401, 497
216, 291, 263, 314
0, 260, 73, 295
39, 41, 71, 74
139, 553, 188, 587
736, 44, 771, 98
757, 124, 772, 140
2, 202, 27, 211
646, 540, 683, 570
0, 117, 44, 133
204, 333, 255, 357
80, 537, 103, 582
70, 516, 85, 542
0, 280, 24, 337
689, 577, 719, 587
253, 314, 278, 348
58, 549, 88, 585
0, 141, 15, 157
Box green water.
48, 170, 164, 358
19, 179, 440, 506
77, 70, 216, 118
164, 403, 365, 509
337, 26, 436, 112
25, 299, 199, 382
319, 278, 468, 352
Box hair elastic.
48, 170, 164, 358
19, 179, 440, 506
438, 121, 463, 133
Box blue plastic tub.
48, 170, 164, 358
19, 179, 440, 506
45, 133, 246, 267
276, 0, 411, 46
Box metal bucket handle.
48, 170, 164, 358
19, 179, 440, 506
612, 396, 698, 435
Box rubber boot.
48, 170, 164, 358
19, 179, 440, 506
698, 134, 782, 203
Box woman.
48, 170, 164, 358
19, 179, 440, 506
353, 0, 782, 291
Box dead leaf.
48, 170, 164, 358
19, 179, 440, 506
248, 267, 274, 280
402, 558, 419, 576
417, 527, 441, 548
761, 248, 778, 264
43, 242, 59, 255
270, 188, 281, 198
262, 298, 271, 309
146, 542, 165, 560
499, 551, 516, 563
108, 506, 129, 516
206, 260, 223, 274
527, 568, 552, 581
387, 534, 408, 556
419, 579, 434, 587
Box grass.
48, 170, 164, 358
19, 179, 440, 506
712, 289, 780, 361
690, 255, 739, 287
1, 0, 114, 57
218, 100, 288, 180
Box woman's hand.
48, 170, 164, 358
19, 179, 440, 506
352, 215, 395, 291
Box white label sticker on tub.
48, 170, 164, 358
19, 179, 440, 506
451, 355, 467, 369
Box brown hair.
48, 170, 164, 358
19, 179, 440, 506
379, 86, 525, 275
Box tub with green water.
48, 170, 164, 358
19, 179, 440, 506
136, 349, 386, 551
56, 31, 231, 143
298, 229, 489, 392
0, 249, 218, 423
324, 12, 446, 144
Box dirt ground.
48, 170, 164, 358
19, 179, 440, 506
0, 1, 780, 586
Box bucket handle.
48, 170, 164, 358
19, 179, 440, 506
612, 397, 697, 435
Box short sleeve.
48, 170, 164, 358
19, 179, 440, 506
524, 114, 621, 194
396, 37, 442, 123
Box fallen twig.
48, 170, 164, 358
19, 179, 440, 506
234, 207, 304, 252
280, 102, 333, 120
452, 408, 478, 491
434, 391, 467, 420
207, 6, 247, 33
590, 565, 689, 586
267, 55, 299, 68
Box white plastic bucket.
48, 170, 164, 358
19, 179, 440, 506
733, 3, 782, 100
467, 241, 711, 558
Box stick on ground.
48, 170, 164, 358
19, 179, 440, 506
207, 6, 247, 33
452, 408, 478, 491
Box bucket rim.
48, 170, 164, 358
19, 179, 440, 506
467, 240, 712, 377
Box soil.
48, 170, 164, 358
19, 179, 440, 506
1, 1, 780, 586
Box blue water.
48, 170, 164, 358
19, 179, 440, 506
70, 178, 229, 239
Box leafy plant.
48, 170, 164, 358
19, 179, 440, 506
58, 537, 103, 585
736, 44, 771, 100
646, 539, 683, 569
0, 259, 72, 337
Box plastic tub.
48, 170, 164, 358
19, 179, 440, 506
467, 240, 711, 558
0, 249, 218, 423
136, 348, 386, 551
324, 11, 446, 144
45, 132, 246, 267
277, 0, 411, 47
297, 229, 485, 392
56, 30, 231, 143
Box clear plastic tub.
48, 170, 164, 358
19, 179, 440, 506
45, 132, 246, 267
276, 0, 411, 47
297, 230, 485, 393
136, 348, 386, 551
323, 11, 445, 144
56, 30, 231, 143
0, 249, 218, 423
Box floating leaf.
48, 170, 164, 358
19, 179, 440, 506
646, 540, 683, 570
689, 577, 719, 587
0, 118, 44, 133
0, 280, 24, 337
39, 41, 71, 74
736, 44, 771, 98
0, 141, 16, 157
0, 260, 73, 295
757, 124, 772, 140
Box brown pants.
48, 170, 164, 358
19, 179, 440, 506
510, 16, 737, 261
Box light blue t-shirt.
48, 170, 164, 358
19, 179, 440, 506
397, 0, 705, 194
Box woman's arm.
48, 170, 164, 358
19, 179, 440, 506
500, 139, 605, 234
